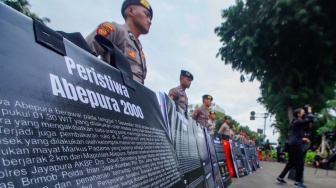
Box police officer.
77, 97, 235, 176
86, 0, 153, 84
230, 125, 237, 140
192, 95, 213, 128
168, 70, 193, 113
207, 111, 216, 135
218, 116, 231, 141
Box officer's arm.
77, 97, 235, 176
168, 88, 178, 100
86, 22, 118, 57
218, 124, 225, 134
192, 108, 200, 120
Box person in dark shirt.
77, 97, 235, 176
276, 142, 283, 162
275, 107, 315, 188
288, 125, 312, 181
264, 139, 272, 161
313, 145, 336, 169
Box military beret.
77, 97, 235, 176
180, 70, 193, 80
121, 0, 153, 20
202, 95, 213, 101
210, 111, 216, 115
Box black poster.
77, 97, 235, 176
162, 95, 204, 188
230, 141, 249, 178
239, 143, 252, 174
192, 123, 214, 188
163, 94, 178, 150
204, 131, 223, 188
0, 4, 185, 188
250, 146, 260, 168
212, 138, 231, 188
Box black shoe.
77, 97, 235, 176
294, 182, 308, 188
275, 177, 287, 184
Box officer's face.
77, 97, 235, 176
181, 76, 192, 88
204, 99, 212, 107
131, 6, 152, 34
232, 126, 236, 132
210, 114, 216, 120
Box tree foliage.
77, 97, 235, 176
316, 99, 336, 135
1, 0, 50, 23
215, 0, 336, 139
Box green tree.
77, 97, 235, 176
215, 0, 336, 139
316, 99, 336, 135
2, 0, 50, 23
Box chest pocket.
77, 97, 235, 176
178, 91, 187, 106
125, 43, 138, 61
125, 43, 142, 74
178, 92, 185, 102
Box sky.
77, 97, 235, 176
28, 0, 279, 143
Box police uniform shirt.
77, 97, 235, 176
168, 86, 188, 112
86, 22, 147, 84
229, 129, 236, 139
218, 123, 230, 137
192, 106, 209, 128
207, 119, 215, 135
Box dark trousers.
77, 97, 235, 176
279, 144, 304, 182
277, 153, 281, 162
221, 134, 230, 141
288, 149, 307, 181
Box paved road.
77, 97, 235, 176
228, 161, 336, 188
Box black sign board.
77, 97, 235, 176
230, 141, 249, 178
239, 143, 252, 174
0, 3, 185, 188
204, 131, 223, 188
245, 146, 258, 171
162, 96, 205, 188
191, 123, 214, 188
212, 138, 231, 187
251, 147, 261, 168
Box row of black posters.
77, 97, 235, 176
0, 4, 186, 188
160, 93, 233, 188
0, 3, 256, 188
228, 140, 261, 178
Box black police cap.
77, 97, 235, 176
121, 0, 153, 20
181, 70, 193, 80
202, 95, 213, 101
